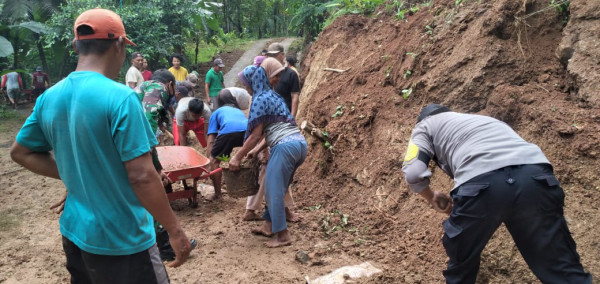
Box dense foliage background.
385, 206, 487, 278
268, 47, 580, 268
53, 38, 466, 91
0, 0, 432, 85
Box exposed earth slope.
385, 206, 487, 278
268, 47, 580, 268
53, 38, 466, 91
293, 0, 600, 282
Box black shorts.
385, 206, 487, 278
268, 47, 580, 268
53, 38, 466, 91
62, 236, 170, 284
211, 131, 245, 158
32, 87, 45, 96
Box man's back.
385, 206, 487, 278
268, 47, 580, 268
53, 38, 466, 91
33, 71, 49, 89
409, 112, 549, 188
274, 67, 300, 111
208, 106, 248, 136
136, 80, 170, 134
4, 72, 20, 90
16, 71, 157, 255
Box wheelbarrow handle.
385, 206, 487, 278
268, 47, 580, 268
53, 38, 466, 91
197, 167, 222, 180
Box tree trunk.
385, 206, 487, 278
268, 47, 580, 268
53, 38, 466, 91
201, 15, 212, 38
174, 45, 183, 55
58, 47, 70, 79
235, 1, 242, 34
273, 1, 278, 37
300, 121, 328, 142
194, 34, 200, 65
12, 34, 18, 69
223, 0, 230, 33
34, 33, 48, 74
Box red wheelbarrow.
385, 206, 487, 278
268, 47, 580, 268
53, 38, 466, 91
156, 146, 222, 208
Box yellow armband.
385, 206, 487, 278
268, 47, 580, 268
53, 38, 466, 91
403, 140, 419, 162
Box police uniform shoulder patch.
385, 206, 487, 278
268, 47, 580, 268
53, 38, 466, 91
404, 140, 419, 162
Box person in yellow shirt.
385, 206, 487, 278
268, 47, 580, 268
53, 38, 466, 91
168, 54, 188, 82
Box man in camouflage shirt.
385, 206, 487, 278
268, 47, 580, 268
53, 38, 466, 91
136, 69, 175, 135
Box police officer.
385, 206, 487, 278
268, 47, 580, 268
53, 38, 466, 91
402, 103, 592, 284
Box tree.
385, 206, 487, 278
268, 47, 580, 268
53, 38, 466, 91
0, 0, 58, 70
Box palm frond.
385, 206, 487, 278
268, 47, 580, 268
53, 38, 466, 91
0, 0, 33, 23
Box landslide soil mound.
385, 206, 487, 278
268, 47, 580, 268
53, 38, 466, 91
293, 0, 600, 282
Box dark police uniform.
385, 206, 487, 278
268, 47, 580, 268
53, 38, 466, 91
402, 108, 592, 284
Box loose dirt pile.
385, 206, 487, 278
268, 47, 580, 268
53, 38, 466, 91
294, 0, 600, 282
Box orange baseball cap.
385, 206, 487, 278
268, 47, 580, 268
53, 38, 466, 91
73, 8, 136, 46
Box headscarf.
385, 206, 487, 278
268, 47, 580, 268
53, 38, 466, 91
253, 55, 266, 66
217, 88, 250, 110
238, 70, 250, 87
232, 89, 250, 110
261, 57, 285, 78
243, 63, 296, 140
217, 89, 238, 109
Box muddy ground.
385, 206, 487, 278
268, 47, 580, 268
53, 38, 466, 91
1, 0, 600, 283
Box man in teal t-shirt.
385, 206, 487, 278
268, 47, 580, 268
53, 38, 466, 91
10, 8, 191, 283
204, 58, 225, 110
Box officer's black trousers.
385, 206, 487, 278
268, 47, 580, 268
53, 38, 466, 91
442, 164, 592, 284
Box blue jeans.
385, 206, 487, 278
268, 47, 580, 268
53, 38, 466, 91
262, 140, 307, 233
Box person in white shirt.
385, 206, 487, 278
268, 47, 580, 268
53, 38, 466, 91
173, 97, 211, 147
125, 51, 144, 88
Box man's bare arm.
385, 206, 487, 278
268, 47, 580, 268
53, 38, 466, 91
291, 93, 299, 118
124, 152, 191, 267
228, 123, 264, 171
10, 142, 60, 179
418, 187, 452, 214
206, 134, 216, 158
177, 125, 187, 146
204, 83, 210, 104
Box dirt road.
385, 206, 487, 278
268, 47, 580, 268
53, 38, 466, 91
223, 38, 297, 87
0, 116, 371, 283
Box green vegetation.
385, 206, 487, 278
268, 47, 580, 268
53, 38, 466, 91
401, 87, 413, 99
320, 209, 352, 237
216, 154, 231, 162
331, 105, 344, 118
321, 130, 332, 150
0, 105, 19, 119
384, 66, 392, 80
425, 25, 433, 35
0, 0, 310, 83
1, 0, 439, 84
307, 204, 322, 211
386, 0, 432, 20
550, 0, 570, 26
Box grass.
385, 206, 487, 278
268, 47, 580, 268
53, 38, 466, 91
0, 105, 21, 120
186, 37, 255, 64
287, 38, 304, 58
0, 106, 26, 133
